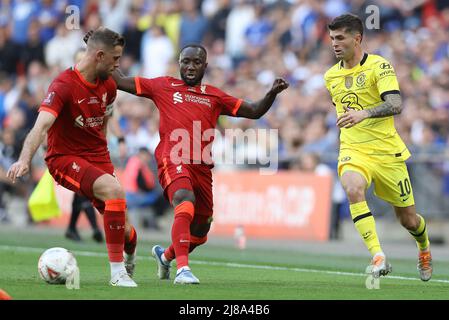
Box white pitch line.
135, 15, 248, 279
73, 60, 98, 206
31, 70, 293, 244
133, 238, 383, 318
1, 245, 449, 284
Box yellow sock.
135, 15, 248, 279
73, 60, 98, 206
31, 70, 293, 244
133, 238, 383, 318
350, 201, 382, 256
409, 214, 430, 251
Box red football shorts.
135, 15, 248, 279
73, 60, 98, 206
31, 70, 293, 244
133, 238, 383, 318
46, 156, 115, 213
158, 161, 213, 217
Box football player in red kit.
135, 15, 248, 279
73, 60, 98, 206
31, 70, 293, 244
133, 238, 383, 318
113, 44, 289, 284
7, 28, 138, 287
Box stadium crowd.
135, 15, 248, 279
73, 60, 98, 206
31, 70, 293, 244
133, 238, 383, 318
1, 0, 449, 225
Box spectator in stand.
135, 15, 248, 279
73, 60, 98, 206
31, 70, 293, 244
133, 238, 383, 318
141, 25, 174, 78
45, 22, 82, 70
10, 0, 37, 46
65, 192, 104, 243
123, 147, 168, 230
0, 24, 19, 76
20, 20, 46, 74
36, 0, 60, 43
178, 0, 209, 48
1, 0, 449, 226
99, 0, 130, 34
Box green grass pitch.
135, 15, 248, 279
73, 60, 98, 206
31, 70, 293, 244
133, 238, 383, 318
1, 227, 449, 300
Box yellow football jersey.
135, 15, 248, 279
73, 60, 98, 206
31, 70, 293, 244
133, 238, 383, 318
324, 53, 410, 161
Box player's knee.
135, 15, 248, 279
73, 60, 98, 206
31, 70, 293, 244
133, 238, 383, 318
172, 189, 195, 207
344, 185, 365, 203
93, 175, 125, 200
99, 182, 125, 200
106, 182, 125, 200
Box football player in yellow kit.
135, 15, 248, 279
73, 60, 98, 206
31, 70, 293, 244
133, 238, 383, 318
324, 14, 432, 281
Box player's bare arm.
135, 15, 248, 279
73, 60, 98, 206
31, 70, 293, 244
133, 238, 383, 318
112, 69, 136, 94
336, 93, 402, 128
103, 115, 109, 136
236, 78, 289, 119
7, 112, 56, 183
366, 93, 402, 118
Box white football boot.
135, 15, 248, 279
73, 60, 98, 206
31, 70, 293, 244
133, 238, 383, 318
110, 270, 138, 287
173, 266, 200, 285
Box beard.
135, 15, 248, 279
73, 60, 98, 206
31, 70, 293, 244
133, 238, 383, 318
98, 69, 110, 80
180, 70, 205, 86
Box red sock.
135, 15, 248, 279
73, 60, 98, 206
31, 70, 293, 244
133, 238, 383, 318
165, 233, 207, 260
124, 225, 137, 255
171, 201, 194, 269
103, 199, 126, 262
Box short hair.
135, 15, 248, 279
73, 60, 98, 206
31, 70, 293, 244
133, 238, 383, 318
328, 14, 364, 40
179, 44, 207, 59
85, 27, 125, 49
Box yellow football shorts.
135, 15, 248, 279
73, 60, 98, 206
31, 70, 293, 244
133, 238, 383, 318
338, 150, 415, 207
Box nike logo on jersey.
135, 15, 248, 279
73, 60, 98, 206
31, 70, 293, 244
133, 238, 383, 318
402, 197, 409, 202
171, 82, 183, 86
179, 239, 189, 243
77, 98, 86, 104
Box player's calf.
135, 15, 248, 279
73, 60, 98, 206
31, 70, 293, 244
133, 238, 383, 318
189, 235, 207, 253
102, 198, 138, 287
124, 224, 137, 277
189, 217, 210, 253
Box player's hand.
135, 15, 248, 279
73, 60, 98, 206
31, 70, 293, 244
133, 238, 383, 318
6, 160, 30, 184
270, 78, 289, 94
336, 107, 369, 128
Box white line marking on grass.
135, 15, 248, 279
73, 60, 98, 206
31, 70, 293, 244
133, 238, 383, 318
2, 245, 449, 284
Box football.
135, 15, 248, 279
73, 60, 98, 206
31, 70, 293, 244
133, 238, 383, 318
37, 247, 78, 284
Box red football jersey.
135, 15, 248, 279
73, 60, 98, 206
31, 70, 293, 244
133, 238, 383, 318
135, 76, 242, 167
39, 67, 117, 162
